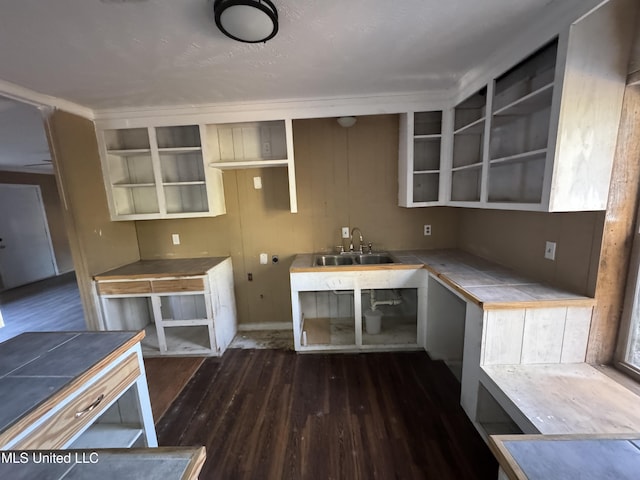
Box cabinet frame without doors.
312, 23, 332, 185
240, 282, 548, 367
96, 118, 297, 220
398, 0, 632, 212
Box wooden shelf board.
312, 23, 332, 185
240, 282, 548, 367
452, 162, 483, 172
157, 146, 202, 153
414, 134, 441, 140
209, 159, 289, 169
162, 181, 206, 186
454, 116, 486, 135
490, 148, 547, 165
112, 183, 156, 188
70, 424, 143, 449
107, 149, 151, 156
493, 82, 554, 118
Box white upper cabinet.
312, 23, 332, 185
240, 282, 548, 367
205, 119, 298, 212
99, 124, 225, 221
97, 118, 298, 219
400, 0, 633, 212
399, 111, 450, 206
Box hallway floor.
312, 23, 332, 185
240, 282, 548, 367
0, 272, 85, 343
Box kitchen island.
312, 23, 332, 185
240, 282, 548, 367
0, 331, 157, 450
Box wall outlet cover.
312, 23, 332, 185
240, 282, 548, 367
259, 253, 268, 264
341, 227, 350, 239
171, 233, 180, 245
253, 176, 262, 189
424, 224, 432, 236
545, 241, 557, 261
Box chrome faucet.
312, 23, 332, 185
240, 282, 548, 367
350, 227, 364, 253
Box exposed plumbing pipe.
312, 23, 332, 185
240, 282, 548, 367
369, 289, 402, 311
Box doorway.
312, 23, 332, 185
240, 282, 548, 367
0, 183, 57, 289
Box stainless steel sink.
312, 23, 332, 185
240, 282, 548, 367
354, 253, 395, 264
314, 255, 355, 266
313, 253, 397, 267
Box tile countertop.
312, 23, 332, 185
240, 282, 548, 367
290, 249, 595, 310
94, 257, 229, 280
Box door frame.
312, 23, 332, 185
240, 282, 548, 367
0, 183, 59, 290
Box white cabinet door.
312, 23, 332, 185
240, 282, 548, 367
0, 184, 56, 289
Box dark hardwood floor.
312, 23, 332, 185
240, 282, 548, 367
0, 272, 85, 342
157, 349, 498, 479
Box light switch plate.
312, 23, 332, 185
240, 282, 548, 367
253, 176, 262, 189
172, 234, 180, 245
259, 253, 268, 264
544, 241, 556, 261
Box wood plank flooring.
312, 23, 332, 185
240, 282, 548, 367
0, 272, 85, 343
144, 357, 205, 423
157, 349, 498, 479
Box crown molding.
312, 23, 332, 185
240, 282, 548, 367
92, 89, 456, 127
0, 78, 94, 120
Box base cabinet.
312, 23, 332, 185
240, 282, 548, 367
95, 257, 237, 357
290, 269, 426, 353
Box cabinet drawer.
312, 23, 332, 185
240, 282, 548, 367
152, 278, 206, 293
15, 353, 140, 450
97, 281, 152, 295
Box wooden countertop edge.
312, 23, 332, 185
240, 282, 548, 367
489, 433, 640, 480
289, 263, 424, 273
488, 435, 527, 480
95, 271, 210, 281
0, 330, 145, 448
93, 257, 228, 281
182, 446, 207, 480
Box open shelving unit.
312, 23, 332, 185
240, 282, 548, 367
206, 119, 298, 212
398, 110, 445, 206
487, 39, 558, 205
99, 125, 225, 220
451, 88, 487, 203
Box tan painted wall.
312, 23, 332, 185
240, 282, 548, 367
46, 110, 140, 329
457, 208, 604, 296
136, 115, 460, 324
0, 170, 74, 273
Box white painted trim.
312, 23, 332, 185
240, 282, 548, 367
237, 322, 292, 331
0, 78, 94, 120
93, 90, 454, 127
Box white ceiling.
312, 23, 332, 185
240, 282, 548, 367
0, 0, 557, 111
0, 0, 568, 172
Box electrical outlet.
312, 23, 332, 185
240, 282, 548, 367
171, 233, 180, 245
272, 255, 279, 264
259, 253, 268, 265
544, 241, 556, 261
262, 142, 271, 156
253, 176, 262, 189
424, 225, 432, 236
341, 227, 350, 239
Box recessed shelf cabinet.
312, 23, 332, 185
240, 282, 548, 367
206, 119, 298, 212
98, 125, 225, 220
398, 111, 448, 206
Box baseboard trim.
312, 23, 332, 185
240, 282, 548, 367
237, 322, 292, 332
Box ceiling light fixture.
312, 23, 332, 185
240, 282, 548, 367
337, 116, 357, 128
214, 0, 279, 43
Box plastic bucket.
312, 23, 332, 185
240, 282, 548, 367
364, 309, 382, 335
